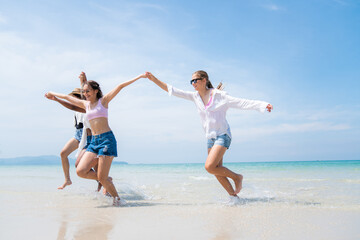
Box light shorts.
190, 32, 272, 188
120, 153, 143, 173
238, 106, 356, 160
86, 131, 117, 157
74, 128, 83, 142
207, 134, 231, 149
83, 135, 92, 150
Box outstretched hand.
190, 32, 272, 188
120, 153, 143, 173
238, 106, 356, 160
79, 72, 87, 84
266, 104, 273, 112
138, 73, 148, 78
45, 92, 56, 101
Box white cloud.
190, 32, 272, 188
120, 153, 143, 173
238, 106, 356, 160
227, 105, 356, 144
267, 107, 360, 124
230, 119, 351, 144
2, 1, 357, 162
0, 16, 251, 158
1, 27, 353, 159
261, 4, 285, 11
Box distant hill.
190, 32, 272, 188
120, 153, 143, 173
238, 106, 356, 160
0, 155, 63, 165
0, 155, 128, 165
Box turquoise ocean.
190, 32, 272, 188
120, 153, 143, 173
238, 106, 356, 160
1, 159, 359, 239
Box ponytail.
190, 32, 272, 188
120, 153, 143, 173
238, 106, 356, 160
216, 82, 224, 90
206, 79, 214, 89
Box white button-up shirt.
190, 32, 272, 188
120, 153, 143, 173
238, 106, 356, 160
167, 84, 269, 139
75, 112, 91, 157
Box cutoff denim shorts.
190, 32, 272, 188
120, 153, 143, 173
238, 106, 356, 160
207, 134, 232, 149
83, 135, 92, 150
74, 128, 83, 142
86, 131, 117, 157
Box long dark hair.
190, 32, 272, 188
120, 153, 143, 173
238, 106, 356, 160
86, 80, 103, 99
193, 70, 223, 90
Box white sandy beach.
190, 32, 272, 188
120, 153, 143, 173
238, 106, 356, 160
2, 194, 359, 240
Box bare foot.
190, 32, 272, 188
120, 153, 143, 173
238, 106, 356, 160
226, 195, 241, 205
58, 180, 72, 190
234, 174, 243, 194
113, 197, 125, 206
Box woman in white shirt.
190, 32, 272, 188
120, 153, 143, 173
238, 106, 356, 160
55, 88, 86, 190
146, 70, 273, 198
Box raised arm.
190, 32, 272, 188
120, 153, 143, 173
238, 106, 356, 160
102, 73, 147, 105
146, 72, 168, 92
266, 104, 273, 112
79, 72, 87, 89
47, 91, 86, 109
45, 93, 86, 113
147, 72, 195, 102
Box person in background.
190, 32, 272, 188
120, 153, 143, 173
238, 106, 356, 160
50, 88, 86, 190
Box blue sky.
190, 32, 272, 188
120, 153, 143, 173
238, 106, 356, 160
0, 0, 359, 163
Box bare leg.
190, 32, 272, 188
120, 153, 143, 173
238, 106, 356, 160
58, 138, 79, 189
205, 145, 243, 195
102, 177, 112, 196
77, 152, 118, 200
91, 164, 112, 194
76, 149, 102, 191
96, 178, 112, 195
76, 151, 99, 180
75, 149, 86, 168
215, 175, 239, 195
212, 158, 238, 195
76, 152, 115, 197
93, 164, 102, 191
216, 159, 242, 195
97, 156, 120, 205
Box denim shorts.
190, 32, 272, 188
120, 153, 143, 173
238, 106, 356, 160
86, 131, 117, 157
207, 134, 232, 149
83, 135, 92, 150
74, 128, 83, 142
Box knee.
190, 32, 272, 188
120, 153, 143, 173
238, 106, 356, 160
76, 168, 86, 178
205, 163, 216, 174
60, 150, 68, 159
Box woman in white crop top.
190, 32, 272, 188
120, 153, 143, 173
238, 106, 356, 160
47, 72, 147, 206
146, 70, 273, 199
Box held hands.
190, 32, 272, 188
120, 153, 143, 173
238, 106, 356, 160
138, 73, 148, 79
266, 104, 273, 112
145, 72, 156, 81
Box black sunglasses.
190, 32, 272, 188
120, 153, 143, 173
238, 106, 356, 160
190, 78, 203, 85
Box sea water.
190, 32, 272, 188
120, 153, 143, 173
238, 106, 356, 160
0, 160, 359, 239
109, 160, 360, 208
